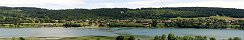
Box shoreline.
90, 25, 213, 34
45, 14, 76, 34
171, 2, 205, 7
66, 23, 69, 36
0, 27, 242, 30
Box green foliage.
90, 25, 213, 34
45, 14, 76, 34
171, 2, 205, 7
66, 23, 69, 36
119, 34, 240, 40
168, 33, 175, 40
210, 37, 216, 40
194, 36, 207, 40
1, 7, 244, 23
1, 7, 244, 29
128, 36, 135, 40
154, 36, 162, 40
116, 36, 125, 40
234, 37, 241, 40
96, 38, 101, 40
151, 19, 158, 27
10, 37, 25, 40
18, 37, 25, 40
182, 36, 194, 40
108, 22, 145, 27
161, 34, 166, 40
63, 23, 81, 27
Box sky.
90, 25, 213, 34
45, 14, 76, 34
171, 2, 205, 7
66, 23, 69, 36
0, 0, 243, 9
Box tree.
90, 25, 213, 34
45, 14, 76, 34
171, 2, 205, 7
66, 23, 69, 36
210, 37, 216, 40
128, 36, 136, 40
19, 37, 25, 40
96, 38, 101, 40
203, 36, 207, 40
195, 36, 205, 40
240, 21, 244, 30
154, 36, 161, 40
116, 36, 125, 40
168, 33, 175, 40
234, 37, 241, 40
151, 19, 158, 27
162, 34, 166, 40
183, 36, 194, 40
228, 38, 233, 40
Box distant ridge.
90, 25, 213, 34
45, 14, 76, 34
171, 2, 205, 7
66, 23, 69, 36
0, 6, 244, 21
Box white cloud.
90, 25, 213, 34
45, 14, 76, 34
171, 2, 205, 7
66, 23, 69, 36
119, 0, 244, 9
164, 0, 244, 9
84, 0, 173, 9
0, 0, 243, 9
0, 0, 83, 9
120, 0, 175, 8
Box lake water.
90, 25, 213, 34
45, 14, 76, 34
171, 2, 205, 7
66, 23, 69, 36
0, 27, 243, 40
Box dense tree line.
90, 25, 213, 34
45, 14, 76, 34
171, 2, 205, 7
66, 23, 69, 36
1, 6, 244, 23
116, 36, 135, 40
116, 33, 241, 40
11, 37, 25, 40
108, 17, 244, 30
172, 18, 243, 29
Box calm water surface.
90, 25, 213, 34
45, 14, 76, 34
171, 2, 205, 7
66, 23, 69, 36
0, 27, 243, 40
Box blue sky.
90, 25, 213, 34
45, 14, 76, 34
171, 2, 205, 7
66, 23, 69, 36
0, 0, 243, 9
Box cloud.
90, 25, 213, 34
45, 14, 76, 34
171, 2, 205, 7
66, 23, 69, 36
83, 0, 173, 9
164, 0, 244, 9
118, 0, 176, 8
83, 0, 244, 9
0, 0, 243, 9
0, 0, 84, 9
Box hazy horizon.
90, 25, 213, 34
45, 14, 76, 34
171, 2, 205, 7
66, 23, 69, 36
0, 0, 243, 9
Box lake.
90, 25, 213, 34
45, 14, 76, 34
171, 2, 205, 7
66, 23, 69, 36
0, 27, 243, 40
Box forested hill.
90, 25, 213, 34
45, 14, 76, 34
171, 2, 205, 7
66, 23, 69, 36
1, 6, 244, 21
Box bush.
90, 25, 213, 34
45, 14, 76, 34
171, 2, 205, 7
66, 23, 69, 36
128, 36, 135, 40
183, 36, 194, 40
234, 37, 241, 40
63, 23, 81, 27
154, 36, 161, 40
161, 34, 166, 40
168, 33, 175, 40
195, 36, 206, 40
116, 36, 125, 40
210, 37, 216, 40
19, 37, 25, 40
